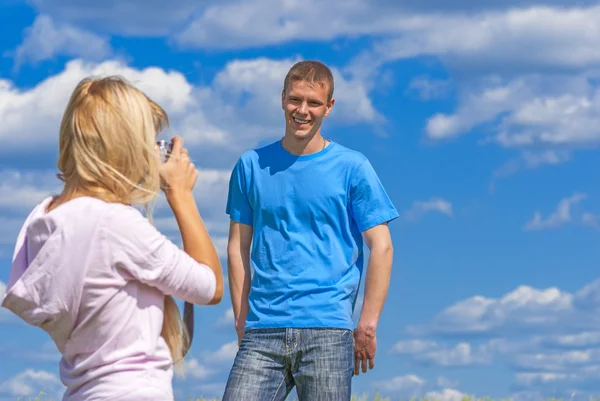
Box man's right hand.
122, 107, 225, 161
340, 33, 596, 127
236, 327, 245, 346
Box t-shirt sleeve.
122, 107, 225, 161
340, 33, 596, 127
226, 158, 253, 226
107, 206, 217, 305
349, 159, 399, 232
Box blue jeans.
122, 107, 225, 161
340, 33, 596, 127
222, 328, 354, 401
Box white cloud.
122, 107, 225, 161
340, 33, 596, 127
546, 331, 600, 348
0, 170, 61, 213
0, 369, 62, 398
425, 388, 470, 401
513, 349, 598, 371
175, 358, 214, 380
356, 5, 600, 75
407, 77, 451, 101
416, 73, 600, 164
0, 281, 10, 324
215, 307, 234, 328
514, 372, 581, 387
435, 377, 459, 388
492, 150, 572, 179
176, 341, 237, 380
154, 168, 231, 219
392, 339, 438, 354
30, 0, 597, 42
582, 213, 600, 230
524, 193, 587, 231
174, 1, 600, 77
174, 0, 387, 49
30, 0, 204, 36
404, 197, 453, 221
397, 278, 600, 396
0, 57, 378, 157
208, 57, 380, 130
372, 374, 426, 393
406, 284, 574, 336
0, 59, 193, 151
392, 340, 491, 366
202, 341, 238, 364
0, 217, 26, 248
12, 15, 112, 68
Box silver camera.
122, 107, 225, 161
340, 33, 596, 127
156, 140, 172, 163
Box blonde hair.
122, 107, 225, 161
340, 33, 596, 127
58, 75, 190, 364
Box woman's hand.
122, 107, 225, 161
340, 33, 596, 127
158, 136, 198, 197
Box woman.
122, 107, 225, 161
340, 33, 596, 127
1, 76, 223, 400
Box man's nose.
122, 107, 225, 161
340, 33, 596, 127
298, 102, 309, 114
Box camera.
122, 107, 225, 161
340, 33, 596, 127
156, 140, 172, 163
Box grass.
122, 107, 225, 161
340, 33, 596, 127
17, 390, 587, 401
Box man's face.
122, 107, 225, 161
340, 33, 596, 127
281, 80, 334, 140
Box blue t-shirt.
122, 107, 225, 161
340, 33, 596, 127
226, 140, 399, 330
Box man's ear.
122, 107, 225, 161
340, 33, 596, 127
325, 97, 335, 117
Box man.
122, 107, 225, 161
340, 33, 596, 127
223, 60, 398, 401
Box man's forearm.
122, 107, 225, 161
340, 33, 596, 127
228, 252, 251, 333
358, 244, 393, 332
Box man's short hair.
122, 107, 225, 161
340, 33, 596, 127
283, 60, 335, 103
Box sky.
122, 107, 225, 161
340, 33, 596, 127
0, 0, 599, 400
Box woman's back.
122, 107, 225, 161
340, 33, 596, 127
3, 196, 216, 400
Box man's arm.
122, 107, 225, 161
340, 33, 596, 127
227, 220, 253, 345
353, 222, 394, 375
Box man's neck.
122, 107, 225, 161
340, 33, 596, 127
281, 133, 328, 156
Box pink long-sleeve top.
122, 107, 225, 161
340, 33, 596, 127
1, 196, 216, 400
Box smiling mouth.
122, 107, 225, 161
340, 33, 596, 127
293, 117, 310, 125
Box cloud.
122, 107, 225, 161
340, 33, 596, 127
176, 1, 600, 72
0, 170, 61, 253
0, 369, 62, 398
176, 341, 237, 380
406, 283, 576, 337
29, 0, 598, 42
545, 331, 600, 349
0, 59, 193, 152
493, 150, 572, 179
0, 281, 13, 324
0, 341, 61, 364
215, 307, 234, 328
372, 374, 426, 393
524, 193, 587, 231
340, 5, 600, 170
514, 372, 581, 387
202, 341, 238, 364
175, 358, 214, 380
404, 197, 453, 221
353, 5, 600, 76
513, 349, 599, 371
582, 213, 600, 230
425, 388, 470, 401
392, 340, 491, 366
414, 73, 600, 171
11, 15, 112, 68
29, 0, 203, 36
0, 170, 61, 213
436, 377, 459, 388
406, 77, 452, 101
173, 0, 391, 50
0, 57, 378, 158
397, 278, 600, 397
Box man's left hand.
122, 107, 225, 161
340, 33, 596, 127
353, 325, 377, 375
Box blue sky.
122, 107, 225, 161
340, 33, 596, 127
0, 1, 599, 400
